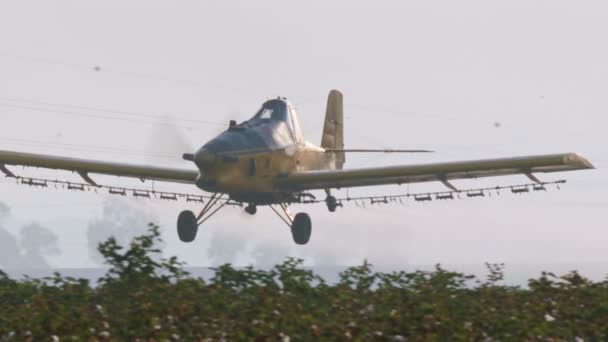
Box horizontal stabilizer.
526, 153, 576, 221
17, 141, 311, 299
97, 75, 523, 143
325, 149, 434, 153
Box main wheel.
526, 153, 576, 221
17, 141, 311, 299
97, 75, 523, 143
177, 210, 198, 243
291, 213, 312, 245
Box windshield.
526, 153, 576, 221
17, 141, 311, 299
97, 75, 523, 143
252, 99, 289, 122
240, 99, 303, 143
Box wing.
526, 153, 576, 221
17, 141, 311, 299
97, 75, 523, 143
276, 153, 594, 191
0, 150, 198, 184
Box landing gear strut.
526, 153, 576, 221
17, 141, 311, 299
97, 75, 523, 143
270, 203, 312, 245
177, 193, 227, 243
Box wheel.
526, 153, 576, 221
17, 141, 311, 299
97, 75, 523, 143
177, 210, 198, 243
245, 204, 257, 215
326, 195, 338, 212
291, 213, 312, 245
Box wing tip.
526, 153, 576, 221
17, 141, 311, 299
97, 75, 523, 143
566, 153, 596, 169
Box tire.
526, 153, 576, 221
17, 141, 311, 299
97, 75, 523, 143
291, 213, 312, 245
245, 204, 257, 215
326, 196, 338, 212
177, 210, 198, 243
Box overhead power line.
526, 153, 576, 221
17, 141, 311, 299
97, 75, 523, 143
0, 51, 250, 95
0, 136, 189, 161
0, 51, 499, 126
0, 96, 223, 126
0, 101, 223, 130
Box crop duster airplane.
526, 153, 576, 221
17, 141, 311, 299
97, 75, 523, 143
0, 90, 595, 244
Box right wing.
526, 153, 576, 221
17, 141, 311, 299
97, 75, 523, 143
276, 153, 595, 191
0, 150, 198, 184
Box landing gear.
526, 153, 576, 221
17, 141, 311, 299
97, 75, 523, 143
245, 203, 257, 215
176, 193, 227, 243
270, 203, 313, 245
177, 210, 198, 242
291, 213, 312, 245
325, 195, 340, 212
324, 189, 342, 212
176, 194, 313, 245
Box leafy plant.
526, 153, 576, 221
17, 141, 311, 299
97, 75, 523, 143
1, 224, 607, 340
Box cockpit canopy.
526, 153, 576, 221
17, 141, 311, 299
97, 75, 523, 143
202, 98, 304, 154
246, 99, 303, 141
253, 100, 289, 122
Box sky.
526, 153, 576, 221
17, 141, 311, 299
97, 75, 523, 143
0, 1, 606, 274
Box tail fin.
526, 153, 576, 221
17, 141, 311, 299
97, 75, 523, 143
321, 89, 345, 169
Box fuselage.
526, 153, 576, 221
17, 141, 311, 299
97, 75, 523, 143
190, 98, 339, 203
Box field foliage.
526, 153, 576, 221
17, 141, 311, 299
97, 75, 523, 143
1, 225, 607, 340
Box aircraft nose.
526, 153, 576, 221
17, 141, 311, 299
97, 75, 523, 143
194, 148, 216, 170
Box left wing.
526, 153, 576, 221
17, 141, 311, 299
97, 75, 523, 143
0, 150, 198, 184
276, 153, 594, 191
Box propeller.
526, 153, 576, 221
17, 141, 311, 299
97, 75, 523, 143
145, 117, 194, 165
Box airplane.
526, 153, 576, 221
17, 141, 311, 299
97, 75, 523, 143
0, 90, 595, 245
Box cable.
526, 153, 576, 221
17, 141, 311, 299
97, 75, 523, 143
0, 52, 90, 70
0, 51, 252, 96
0, 96, 224, 126
0, 51, 501, 127
0, 102, 221, 130
346, 102, 493, 126
0, 137, 188, 161
0, 137, 177, 157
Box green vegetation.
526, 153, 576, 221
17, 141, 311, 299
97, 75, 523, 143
1, 225, 607, 340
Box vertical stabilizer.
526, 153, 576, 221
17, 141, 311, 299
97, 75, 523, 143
321, 89, 345, 169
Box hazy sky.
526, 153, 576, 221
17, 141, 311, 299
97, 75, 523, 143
0, 1, 605, 270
